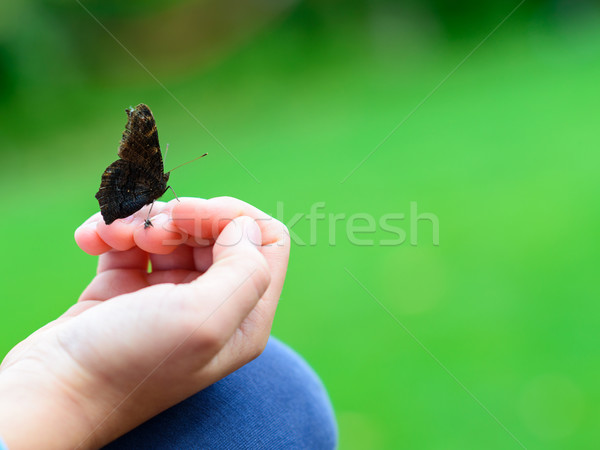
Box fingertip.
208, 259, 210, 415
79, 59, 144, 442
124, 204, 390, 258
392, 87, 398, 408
96, 218, 137, 251
81, 211, 103, 227
94, 203, 169, 252
74, 221, 112, 255
214, 216, 262, 253
241, 216, 262, 247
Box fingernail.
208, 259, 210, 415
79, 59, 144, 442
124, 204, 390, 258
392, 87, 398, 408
83, 220, 98, 230
243, 218, 261, 246
150, 213, 168, 226
119, 215, 137, 224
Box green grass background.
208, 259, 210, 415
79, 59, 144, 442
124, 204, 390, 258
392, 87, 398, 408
1, 3, 599, 449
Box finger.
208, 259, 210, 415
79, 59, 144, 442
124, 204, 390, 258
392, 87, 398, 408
61, 300, 101, 318
74, 219, 112, 255
97, 247, 149, 274
192, 246, 213, 273
133, 205, 188, 255
254, 223, 290, 306
150, 245, 195, 272
79, 269, 150, 302
173, 216, 271, 347
95, 202, 170, 252
172, 197, 287, 246
147, 269, 200, 285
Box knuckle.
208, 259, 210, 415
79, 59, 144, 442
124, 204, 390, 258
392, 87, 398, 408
248, 337, 269, 361
191, 324, 224, 354
215, 195, 237, 204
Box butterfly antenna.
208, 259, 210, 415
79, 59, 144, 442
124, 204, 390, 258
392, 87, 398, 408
167, 153, 208, 173
163, 143, 169, 165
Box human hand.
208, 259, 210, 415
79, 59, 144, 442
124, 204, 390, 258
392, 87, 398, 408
0, 197, 290, 449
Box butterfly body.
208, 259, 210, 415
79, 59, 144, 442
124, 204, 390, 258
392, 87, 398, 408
96, 104, 170, 226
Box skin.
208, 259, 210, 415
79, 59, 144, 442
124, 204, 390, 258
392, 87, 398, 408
0, 197, 290, 449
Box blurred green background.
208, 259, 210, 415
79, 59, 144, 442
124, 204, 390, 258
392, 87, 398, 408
1, 0, 599, 448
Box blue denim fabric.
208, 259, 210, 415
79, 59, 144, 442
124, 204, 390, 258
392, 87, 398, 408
104, 337, 337, 449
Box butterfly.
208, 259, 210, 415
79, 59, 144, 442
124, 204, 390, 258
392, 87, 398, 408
95, 104, 172, 228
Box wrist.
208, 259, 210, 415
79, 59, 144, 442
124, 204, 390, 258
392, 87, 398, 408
0, 363, 99, 449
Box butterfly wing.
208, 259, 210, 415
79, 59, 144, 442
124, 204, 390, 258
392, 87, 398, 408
95, 159, 164, 224
118, 104, 165, 180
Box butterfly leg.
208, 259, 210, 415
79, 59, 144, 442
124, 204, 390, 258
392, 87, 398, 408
144, 201, 155, 228
167, 186, 181, 202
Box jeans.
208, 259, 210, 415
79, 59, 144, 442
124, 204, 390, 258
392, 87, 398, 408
105, 337, 337, 449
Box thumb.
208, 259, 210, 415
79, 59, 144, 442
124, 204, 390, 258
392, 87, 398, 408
175, 216, 271, 341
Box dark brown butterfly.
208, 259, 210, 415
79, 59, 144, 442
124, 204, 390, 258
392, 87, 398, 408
95, 104, 170, 228
96, 104, 207, 228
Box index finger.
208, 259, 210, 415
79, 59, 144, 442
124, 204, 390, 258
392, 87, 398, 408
172, 197, 288, 247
